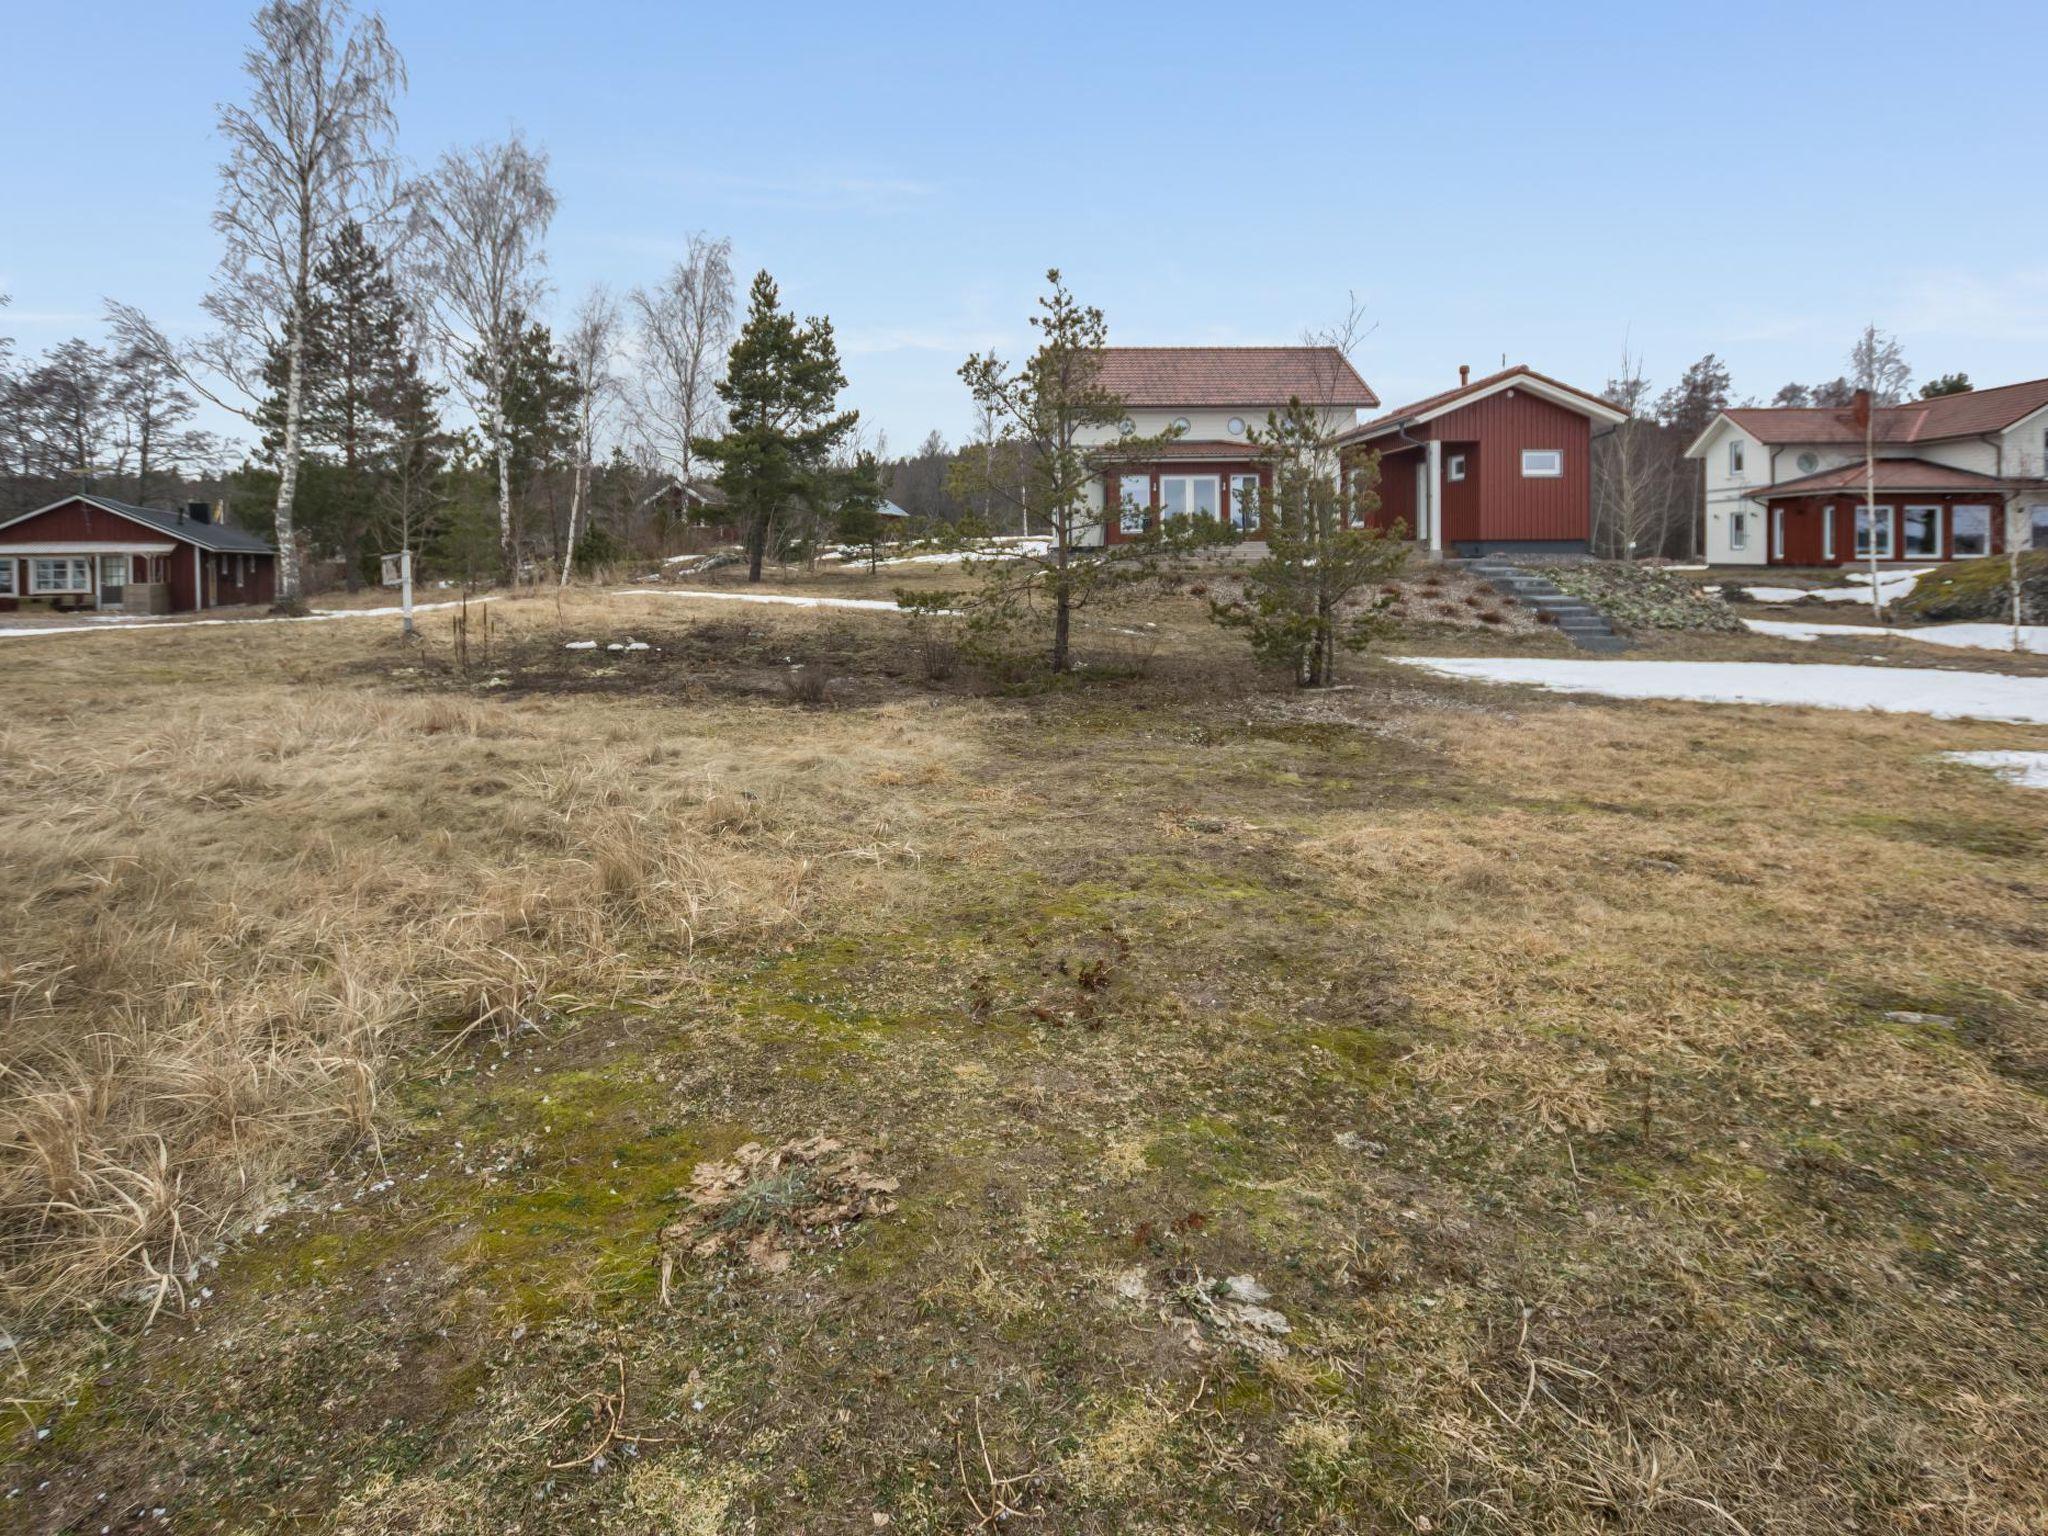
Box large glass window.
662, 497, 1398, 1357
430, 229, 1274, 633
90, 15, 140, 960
0, 561, 14, 595
101, 554, 129, 586
1228, 474, 1260, 532
1159, 475, 1218, 523
1951, 505, 1990, 558
1855, 505, 1895, 559
31, 557, 91, 594
1901, 506, 1941, 558
1118, 473, 1151, 534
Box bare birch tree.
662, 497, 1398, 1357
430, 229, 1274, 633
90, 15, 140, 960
1592, 349, 1671, 559
108, 0, 403, 602
628, 234, 735, 506
559, 287, 622, 585
412, 135, 556, 580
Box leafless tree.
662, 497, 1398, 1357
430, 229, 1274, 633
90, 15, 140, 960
107, 1, 404, 601
1848, 323, 1913, 407
412, 134, 557, 579
1592, 349, 1673, 559
559, 286, 622, 585
628, 234, 735, 504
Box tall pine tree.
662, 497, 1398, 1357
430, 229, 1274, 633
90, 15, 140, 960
694, 272, 857, 582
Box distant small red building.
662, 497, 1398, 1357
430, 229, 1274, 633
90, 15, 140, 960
1339, 366, 1627, 558
0, 494, 277, 615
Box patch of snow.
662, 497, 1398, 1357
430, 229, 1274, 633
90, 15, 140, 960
1743, 567, 1932, 606
615, 588, 943, 614
563, 640, 598, 651
1393, 656, 2048, 725
1943, 750, 2048, 789
1745, 617, 2048, 655
0, 596, 494, 642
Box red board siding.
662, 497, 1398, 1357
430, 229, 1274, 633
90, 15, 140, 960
0, 498, 275, 612
1423, 390, 1592, 542
1368, 445, 1421, 536
1766, 494, 2007, 566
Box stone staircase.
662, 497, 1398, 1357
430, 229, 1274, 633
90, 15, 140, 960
1463, 557, 1630, 653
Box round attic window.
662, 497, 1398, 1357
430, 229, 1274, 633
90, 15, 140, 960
1796, 451, 1820, 474
1119, 419, 1135, 436
1172, 416, 1191, 433
1227, 416, 1246, 435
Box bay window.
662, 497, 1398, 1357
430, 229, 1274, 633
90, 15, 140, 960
1854, 505, 1894, 559
1951, 505, 1990, 558
1901, 506, 1941, 559
31, 557, 92, 594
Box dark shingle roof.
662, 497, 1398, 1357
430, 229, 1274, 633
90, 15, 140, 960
0, 494, 279, 554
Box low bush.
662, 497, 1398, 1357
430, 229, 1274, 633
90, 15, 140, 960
1895, 550, 2047, 624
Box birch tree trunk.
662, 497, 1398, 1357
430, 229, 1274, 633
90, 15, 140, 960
560, 459, 584, 587
276, 294, 307, 601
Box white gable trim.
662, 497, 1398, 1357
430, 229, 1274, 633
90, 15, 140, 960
1350, 373, 1627, 444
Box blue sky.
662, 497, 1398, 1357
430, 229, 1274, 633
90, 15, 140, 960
4, 0, 2045, 452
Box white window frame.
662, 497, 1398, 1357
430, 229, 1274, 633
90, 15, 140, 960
1901, 504, 1942, 560
1521, 449, 1563, 478
1729, 509, 1748, 551
1822, 506, 1835, 560
100, 554, 129, 587
2028, 505, 2048, 551
1117, 472, 1151, 535
0, 560, 14, 596
1854, 505, 1895, 559
1447, 453, 1467, 482
1728, 439, 1745, 474
1158, 474, 1219, 524
30, 557, 93, 594
1228, 473, 1260, 532
1950, 505, 1991, 559
1771, 507, 1785, 560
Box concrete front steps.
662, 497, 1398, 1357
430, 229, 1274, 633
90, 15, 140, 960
1463, 557, 1630, 653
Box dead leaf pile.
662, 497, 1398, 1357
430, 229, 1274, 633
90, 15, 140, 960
659, 1136, 898, 1289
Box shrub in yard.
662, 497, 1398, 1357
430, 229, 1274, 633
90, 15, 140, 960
1895, 550, 2047, 624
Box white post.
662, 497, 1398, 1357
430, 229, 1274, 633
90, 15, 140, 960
401, 549, 415, 637
1425, 439, 1444, 557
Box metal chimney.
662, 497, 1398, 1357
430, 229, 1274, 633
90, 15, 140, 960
1459, 365, 1470, 387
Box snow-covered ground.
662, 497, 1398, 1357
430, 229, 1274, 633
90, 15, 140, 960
0, 597, 490, 642
615, 588, 931, 614
1743, 618, 2048, 655
1943, 750, 2048, 789
1741, 567, 1932, 605
1394, 657, 2048, 724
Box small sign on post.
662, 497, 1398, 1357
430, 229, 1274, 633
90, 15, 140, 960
401, 549, 414, 637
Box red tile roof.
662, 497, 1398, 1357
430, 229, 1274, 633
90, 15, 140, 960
1747, 457, 2014, 497
1724, 377, 2048, 447
1094, 347, 1378, 409
1340, 364, 1625, 443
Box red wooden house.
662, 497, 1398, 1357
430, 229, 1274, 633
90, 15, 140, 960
0, 495, 278, 615
1339, 366, 1627, 558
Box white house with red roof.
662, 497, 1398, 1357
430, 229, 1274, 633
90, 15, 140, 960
1685, 378, 2048, 567
1076, 347, 1379, 546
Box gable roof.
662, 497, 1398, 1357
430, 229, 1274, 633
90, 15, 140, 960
0, 494, 276, 554
1701, 376, 2048, 454
1338, 365, 1628, 445
1742, 457, 2014, 497
1094, 347, 1378, 409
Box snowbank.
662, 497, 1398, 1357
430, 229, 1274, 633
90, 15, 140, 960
0, 596, 493, 642
1943, 751, 2048, 789
614, 588, 934, 614
1393, 656, 2048, 724
1742, 568, 1932, 606
1744, 618, 2048, 655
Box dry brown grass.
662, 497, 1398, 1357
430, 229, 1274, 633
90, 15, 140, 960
0, 594, 963, 1323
